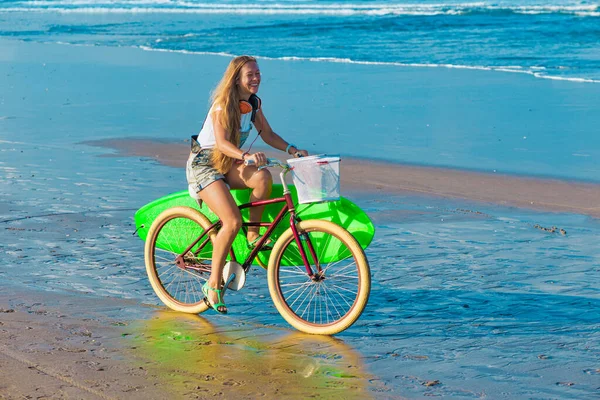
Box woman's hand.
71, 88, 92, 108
293, 149, 309, 158
246, 151, 267, 166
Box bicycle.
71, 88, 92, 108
144, 158, 371, 335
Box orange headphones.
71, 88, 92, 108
239, 94, 261, 122
239, 100, 253, 114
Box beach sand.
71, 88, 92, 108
2, 38, 599, 399
87, 137, 600, 218
1, 286, 375, 399
0, 288, 170, 399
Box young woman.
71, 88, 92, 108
186, 55, 308, 314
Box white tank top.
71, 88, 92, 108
196, 104, 254, 149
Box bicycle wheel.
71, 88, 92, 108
267, 220, 371, 335
144, 206, 215, 314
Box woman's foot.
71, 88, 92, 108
202, 282, 227, 314
247, 233, 273, 251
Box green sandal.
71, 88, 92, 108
247, 235, 274, 251
202, 282, 227, 314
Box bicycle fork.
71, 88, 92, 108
290, 216, 324, 281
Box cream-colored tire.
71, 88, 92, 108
267, 220, 371, 335
144, 206, 216, 314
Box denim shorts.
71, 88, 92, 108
186, 149, 225, 198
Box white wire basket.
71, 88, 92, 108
288, 154, 341, 204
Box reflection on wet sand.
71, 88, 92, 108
126, 311, 380, 399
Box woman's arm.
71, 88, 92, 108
254, 109, 309, 157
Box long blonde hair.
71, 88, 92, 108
210, 55, 257, 174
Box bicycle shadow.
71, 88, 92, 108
126, 310, 382, 399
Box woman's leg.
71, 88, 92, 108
198, 179, 242, 312
226, 163, 273, 242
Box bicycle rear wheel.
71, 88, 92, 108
267, 220, 371, 335
144, 206, 215, 314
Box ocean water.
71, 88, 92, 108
1, 1, 599, 182
1, 0, 599, 83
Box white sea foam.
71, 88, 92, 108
138, 45, 235, 58
0, 6, 453, 16
137, 45, 600, 84
531, 73, 599, 83
4, 2, 600, 17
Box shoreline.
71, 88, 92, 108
85, 138, 600, 218
139, 45, 600, 85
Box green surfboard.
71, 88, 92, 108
134, 184, 375, 266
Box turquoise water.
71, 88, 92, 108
1, 1, 599, 182
1, 0, 599, 83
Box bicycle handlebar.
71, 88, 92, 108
243, 157, 288, 169
243, 152, 303, 169
243, 155, 303, 191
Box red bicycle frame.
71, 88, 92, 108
177, 189, 321, 278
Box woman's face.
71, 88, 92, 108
237, 61, 261, 97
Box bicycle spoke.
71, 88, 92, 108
174, 273, 184, 299
282, 281, 311, 297
157, 263, 179, 280
279, 281, 310, 288
328, 270, 359, 280
321, 283, 344, 321
284, 280, 313, 306
325, 283, 355, 309
184, 279, 190, 304
154, 251, 178, 264
321, 256, 355, 276
296, 283, 319, 319
298, 285, 320, 320
278, 269, 311, 276
327, 282, 358, 298
159, 227, 179, 254
317, 231, 334, 264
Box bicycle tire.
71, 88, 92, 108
144, 206, 215, 314
267, 220, 371, 335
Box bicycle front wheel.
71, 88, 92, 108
267, 220, 371, 335
144, 206, 215, 314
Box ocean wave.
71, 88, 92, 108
3, 2, 600, 17
139, 45, 235, 58
137, 45, 600, 84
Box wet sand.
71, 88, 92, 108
0, 287, 378, 399
0, 289, 169, 399
87, 137, 600, 218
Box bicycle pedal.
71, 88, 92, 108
222, 261, 246, 291
223, 273, 236, 294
